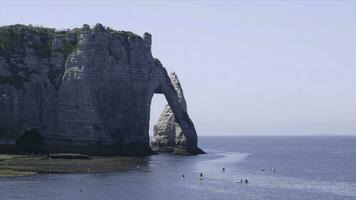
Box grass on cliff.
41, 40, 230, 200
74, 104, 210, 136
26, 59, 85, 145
0, 24, 80, 90
0, 154, 148, 177
0, 24, 55, 59
0, 24, 54, 89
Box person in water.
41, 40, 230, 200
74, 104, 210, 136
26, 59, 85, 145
181, 174, 185, 179
199, 172, 204, 180
237, 179, 248, 184
222, 168, 225, 172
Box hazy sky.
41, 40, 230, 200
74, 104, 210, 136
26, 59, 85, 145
1, 0, 355, 136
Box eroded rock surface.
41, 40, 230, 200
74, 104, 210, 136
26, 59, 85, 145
0, 24, 203, 155
151, 72, 204, 154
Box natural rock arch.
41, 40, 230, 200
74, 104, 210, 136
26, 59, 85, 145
0, 23, 203, 155
150, 67, 204, 154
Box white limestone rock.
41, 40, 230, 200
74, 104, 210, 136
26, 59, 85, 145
151, 72, 201, 154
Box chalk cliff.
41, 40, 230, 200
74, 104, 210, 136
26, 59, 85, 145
151, 72, 194, 154
0, 24, 203, 155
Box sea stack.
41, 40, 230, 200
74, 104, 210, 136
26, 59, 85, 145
0, 23, 203, 155
151, 72, 204, 155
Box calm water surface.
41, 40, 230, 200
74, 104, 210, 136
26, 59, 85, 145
1, 136, 356, 200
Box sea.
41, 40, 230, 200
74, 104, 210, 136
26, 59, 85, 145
1, 136, 356, 200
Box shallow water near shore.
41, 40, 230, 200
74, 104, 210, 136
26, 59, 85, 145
1, 136, 356, 200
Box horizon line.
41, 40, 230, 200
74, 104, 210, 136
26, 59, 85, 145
197, 134, 356, 137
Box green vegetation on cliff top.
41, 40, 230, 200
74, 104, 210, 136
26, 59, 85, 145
0, 24, 143, 90
0, 24, 79, 89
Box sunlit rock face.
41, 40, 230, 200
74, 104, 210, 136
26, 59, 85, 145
0, 24, 203, 155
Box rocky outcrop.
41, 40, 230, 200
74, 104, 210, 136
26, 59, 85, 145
0, 24, 203, 155
151, 72, 204, 154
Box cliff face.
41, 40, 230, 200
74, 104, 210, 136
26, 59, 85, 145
0, 24, 203, 155
151, 72, 193, 154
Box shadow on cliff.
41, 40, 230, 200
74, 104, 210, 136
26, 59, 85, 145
16, 128, 46, 153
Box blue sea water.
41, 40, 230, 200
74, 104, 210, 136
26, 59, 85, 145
1, 136, 356, 200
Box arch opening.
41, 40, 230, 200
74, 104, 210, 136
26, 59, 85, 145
16, 128, 45, 153
149, 93, 177, 152
149, 94, 166, 137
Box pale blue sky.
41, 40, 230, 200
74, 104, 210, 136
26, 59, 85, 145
1, 0, 355, 135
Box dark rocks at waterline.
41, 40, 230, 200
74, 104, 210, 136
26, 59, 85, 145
47, 153, 91, 159
0, 23, 203, 156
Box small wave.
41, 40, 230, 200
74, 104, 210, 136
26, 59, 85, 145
194, 151, 249, 173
